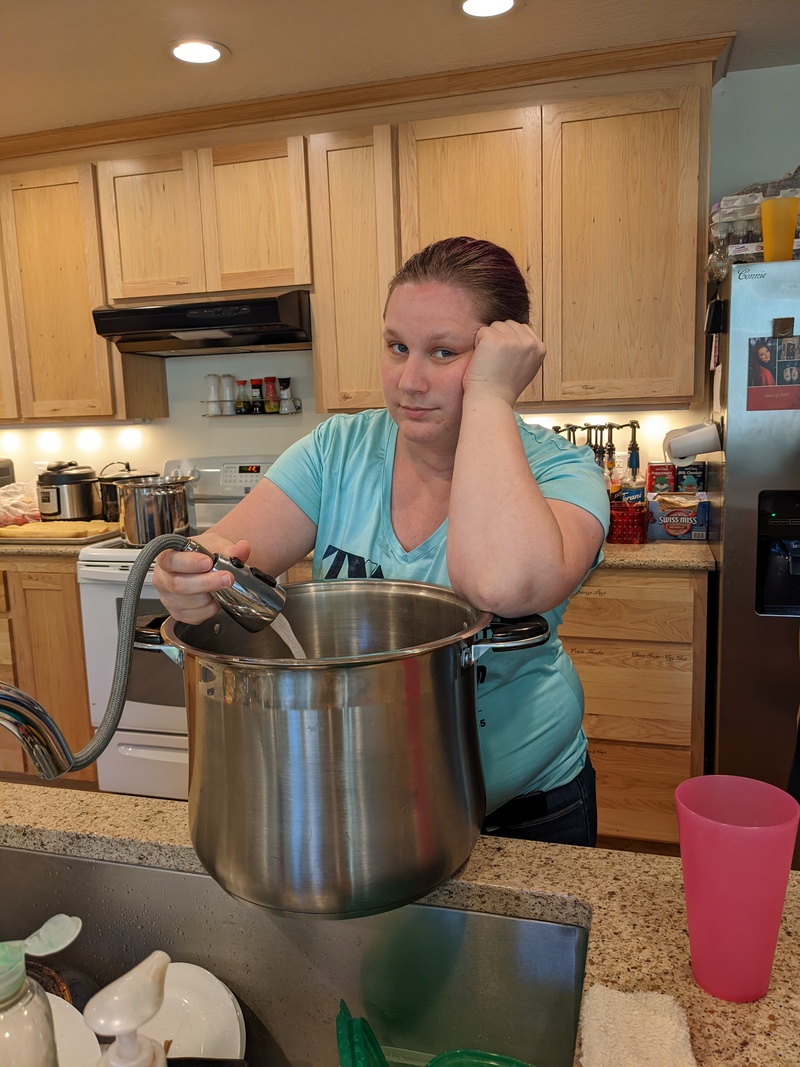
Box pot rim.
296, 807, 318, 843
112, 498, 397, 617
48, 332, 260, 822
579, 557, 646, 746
161, 578, 494, 668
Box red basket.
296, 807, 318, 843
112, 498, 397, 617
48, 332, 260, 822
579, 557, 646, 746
607, 501, 650, 544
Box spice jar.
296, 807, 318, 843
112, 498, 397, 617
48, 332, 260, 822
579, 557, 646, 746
250, 378, 265, 414
264, 376, 279, 413
235, 380, 252, 415
219, 374, 237, 416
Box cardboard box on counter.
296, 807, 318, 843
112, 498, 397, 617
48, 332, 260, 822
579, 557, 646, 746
647, 492, 709, 541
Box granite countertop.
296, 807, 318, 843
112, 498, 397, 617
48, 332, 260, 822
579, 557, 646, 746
0, 781, 796, 1065
599, 542, 716, 571
0, 538, 716, 570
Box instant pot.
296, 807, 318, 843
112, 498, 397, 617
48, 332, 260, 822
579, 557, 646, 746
36, 461, 99, 521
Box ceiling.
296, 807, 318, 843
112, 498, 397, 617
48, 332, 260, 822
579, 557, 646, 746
1, 0, 798, 141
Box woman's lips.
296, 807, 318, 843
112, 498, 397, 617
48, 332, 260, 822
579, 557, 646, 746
400, 405, 433, 420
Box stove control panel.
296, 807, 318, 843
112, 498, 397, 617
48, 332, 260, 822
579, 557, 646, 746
220, 462, 272, 490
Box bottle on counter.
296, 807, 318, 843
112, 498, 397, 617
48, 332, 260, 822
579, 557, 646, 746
0, 914, 84, 1067
235, 380, 252, 415
250, 379, 265, 415
263, 376, 279, 413
621, 420, 646, 504
84, 950, 170, 1067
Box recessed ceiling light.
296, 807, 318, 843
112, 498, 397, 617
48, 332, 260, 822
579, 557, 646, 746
461, 0, 517, 16
171, 40, 230, 64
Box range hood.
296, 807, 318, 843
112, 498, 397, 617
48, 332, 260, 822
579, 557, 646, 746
93, 290, 312, 356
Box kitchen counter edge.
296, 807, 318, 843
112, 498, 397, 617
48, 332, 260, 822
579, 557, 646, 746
0, 780, 796, 1066
0, 540, 717, 569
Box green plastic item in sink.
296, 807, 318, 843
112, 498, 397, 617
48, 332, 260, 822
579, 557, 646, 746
336, 1001, 536, 1067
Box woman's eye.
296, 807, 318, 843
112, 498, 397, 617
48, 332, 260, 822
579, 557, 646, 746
432, 348, 457, 360
389, 342, 408, 355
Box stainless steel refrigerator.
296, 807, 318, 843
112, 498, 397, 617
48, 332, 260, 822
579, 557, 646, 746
707, 260, 800, 843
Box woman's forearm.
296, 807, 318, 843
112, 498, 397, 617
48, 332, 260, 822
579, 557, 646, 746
447, 394, 600, 616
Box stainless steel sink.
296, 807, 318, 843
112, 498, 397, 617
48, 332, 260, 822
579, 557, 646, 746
0, 846, 588, 1067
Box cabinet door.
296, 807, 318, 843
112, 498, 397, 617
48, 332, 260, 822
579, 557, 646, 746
562, 568, 707, 844
7, 563, 96, 784
0, 166, 114, 419
97, 151, 206, 299
542, 87, 702, 403
197, 138, 311, 291
398, 109, 543, 402
0, 572, 23, 773
0, 253, 20, 421
308, 126, 398, 411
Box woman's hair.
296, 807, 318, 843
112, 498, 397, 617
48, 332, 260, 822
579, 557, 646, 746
385, 236, 530, 325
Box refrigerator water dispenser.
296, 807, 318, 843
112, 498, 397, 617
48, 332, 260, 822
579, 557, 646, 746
756, 491, 800, 616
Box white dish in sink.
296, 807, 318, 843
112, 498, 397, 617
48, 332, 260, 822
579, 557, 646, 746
46, 993, 102, 1067
138, 961, 246, 1058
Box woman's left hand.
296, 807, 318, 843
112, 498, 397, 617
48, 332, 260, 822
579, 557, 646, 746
462, 321, 546, 406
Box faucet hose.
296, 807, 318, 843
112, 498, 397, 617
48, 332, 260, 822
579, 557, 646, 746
69, 534, 190, 770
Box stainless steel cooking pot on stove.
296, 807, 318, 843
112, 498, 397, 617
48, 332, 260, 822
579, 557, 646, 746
98, 462, 159, 523
117, 475, 195, 546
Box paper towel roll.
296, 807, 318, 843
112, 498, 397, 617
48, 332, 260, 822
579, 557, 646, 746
663, 422, 722, 465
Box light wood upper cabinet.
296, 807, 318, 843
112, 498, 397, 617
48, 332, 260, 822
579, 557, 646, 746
97, 151, 206, 299
0, 165, 114, 419
98, 138, 312, 300
541, 86, 701, 404
0, 164, 168, 422
198, 140, 311, 291
308, 126, 398, 411
398, 109, 543, 403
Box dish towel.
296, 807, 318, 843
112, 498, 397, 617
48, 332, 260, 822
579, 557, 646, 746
579, 983, 698, 1067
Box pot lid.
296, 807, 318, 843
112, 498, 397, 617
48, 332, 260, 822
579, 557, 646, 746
99, 466, 159, 485
38, 460, 97, 485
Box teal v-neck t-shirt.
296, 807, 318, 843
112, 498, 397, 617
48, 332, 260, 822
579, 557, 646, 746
266, 409, 610, 813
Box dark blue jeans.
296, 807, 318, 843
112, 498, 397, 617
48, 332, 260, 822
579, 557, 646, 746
481, 754, 597, 847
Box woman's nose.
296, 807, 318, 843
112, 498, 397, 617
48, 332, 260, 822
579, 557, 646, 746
397, 354, 428, 393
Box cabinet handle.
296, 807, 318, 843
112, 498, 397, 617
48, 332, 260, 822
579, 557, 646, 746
116, 743, 188, 763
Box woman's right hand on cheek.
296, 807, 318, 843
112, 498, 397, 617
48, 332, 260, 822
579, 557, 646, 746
152, 538, 251, 624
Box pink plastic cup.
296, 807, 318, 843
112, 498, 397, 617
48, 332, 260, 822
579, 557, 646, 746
675, 774, 799, 1002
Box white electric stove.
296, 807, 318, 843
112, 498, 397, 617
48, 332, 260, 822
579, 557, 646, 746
77, 454, 279, 800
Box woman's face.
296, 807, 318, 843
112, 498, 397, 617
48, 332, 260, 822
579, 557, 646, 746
758, 346, 771, 364
381, 281, 484, 451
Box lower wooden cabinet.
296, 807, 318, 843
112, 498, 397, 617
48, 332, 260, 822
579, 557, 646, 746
561, 567, 707, 844
0, 557, 96, 785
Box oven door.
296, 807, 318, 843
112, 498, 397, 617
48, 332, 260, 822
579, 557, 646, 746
95, 728, 189, 800
78, 562, 186, 733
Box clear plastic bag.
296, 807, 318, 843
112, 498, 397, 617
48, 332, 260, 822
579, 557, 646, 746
0, 480, 40, 526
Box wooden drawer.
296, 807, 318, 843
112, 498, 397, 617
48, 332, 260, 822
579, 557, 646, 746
0, 570, 8, 613
0, 617, 15, 684
564, 637, 693, 746
561, 570, 698, 643
589, 740, 691, 843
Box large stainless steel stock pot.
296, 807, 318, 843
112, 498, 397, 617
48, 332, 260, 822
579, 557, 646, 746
159, 580, 549, 919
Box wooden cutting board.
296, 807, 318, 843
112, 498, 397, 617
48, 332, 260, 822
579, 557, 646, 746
0, 520, 119, 544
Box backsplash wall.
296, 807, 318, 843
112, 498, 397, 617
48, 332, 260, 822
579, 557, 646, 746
0, 349, 705, 484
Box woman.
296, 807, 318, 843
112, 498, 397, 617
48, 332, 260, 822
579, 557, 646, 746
753, 343, 776, 387
153, 237, 610, 845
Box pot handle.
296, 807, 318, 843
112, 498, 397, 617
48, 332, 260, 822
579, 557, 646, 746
133, 614, 184, 666
463, 613, 550, 666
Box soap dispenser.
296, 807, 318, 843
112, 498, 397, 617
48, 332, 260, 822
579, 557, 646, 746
0, 913, 83, 1066
84, 950, 171, 1067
